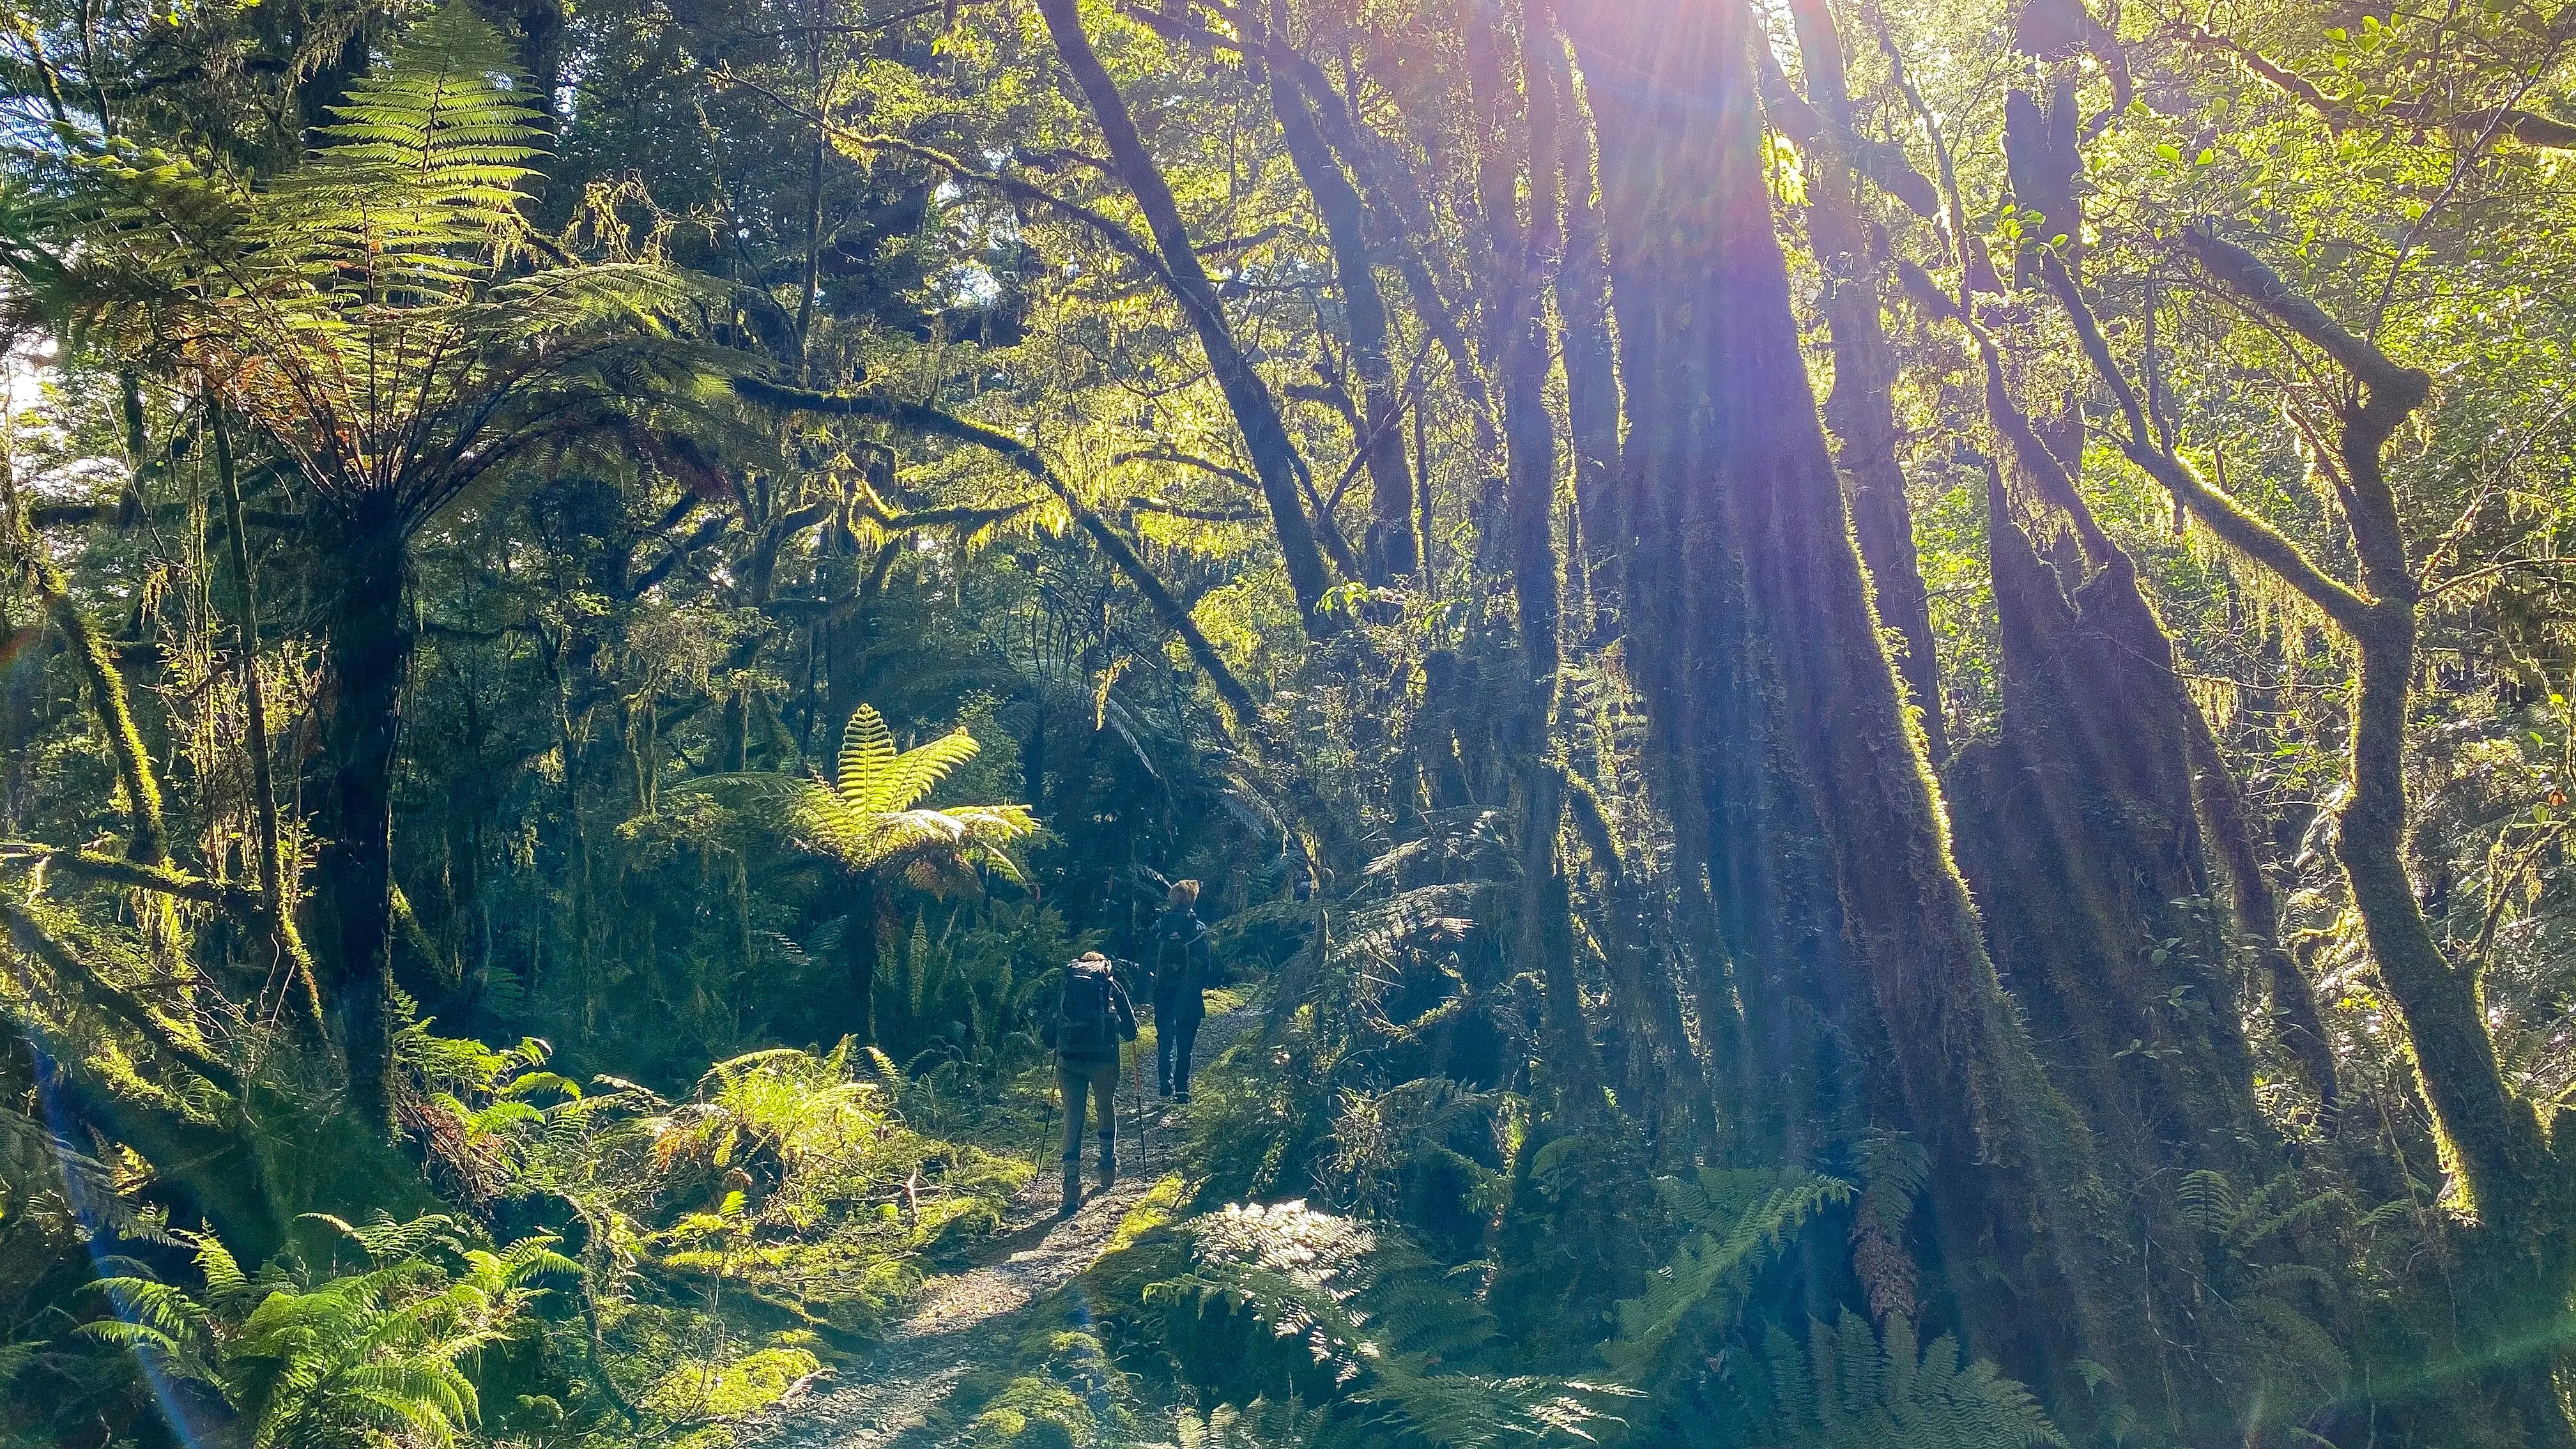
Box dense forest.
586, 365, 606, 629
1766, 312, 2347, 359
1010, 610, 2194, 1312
0, 0, 2573, 1443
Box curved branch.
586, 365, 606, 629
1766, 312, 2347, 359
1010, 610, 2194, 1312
2035, 249, 2375, 632
0, 895, 240, 1092
2175, 23, 2576, 150
731, 379, 1261, 727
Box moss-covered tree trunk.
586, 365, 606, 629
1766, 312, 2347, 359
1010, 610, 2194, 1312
1456, 0, 1594, 1085
1782, 0, 1943, 761
1259, 1, 1416, 586
1945, 466, 2262, 1151
1558, 0, 2168, 1428
309, 490, 411, 1136
1528, 6, 1623, 634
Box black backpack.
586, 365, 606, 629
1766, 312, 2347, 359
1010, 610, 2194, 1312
1053, 958, 1116, 1057
1155, 910, 1209, 995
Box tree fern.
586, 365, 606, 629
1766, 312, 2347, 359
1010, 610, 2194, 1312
5, 1, 704, 526
836, 703, 988, 815
686, 705, 1038, 887
792, 705, 1038, 880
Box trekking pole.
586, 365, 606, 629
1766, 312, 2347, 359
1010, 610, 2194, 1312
1131, 1036, 1148, 1175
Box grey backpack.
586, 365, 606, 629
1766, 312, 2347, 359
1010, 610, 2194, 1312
1054, 958, 1116, 1056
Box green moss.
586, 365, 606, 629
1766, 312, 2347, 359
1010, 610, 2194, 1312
1104, 1176, 1188, 1254
641, 1344, 823, 1421
967, 1375, 1094, 1449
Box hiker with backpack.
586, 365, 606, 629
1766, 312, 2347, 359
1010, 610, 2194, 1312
1042, 950, 1137, 1215
1150, 880, 1214, 1102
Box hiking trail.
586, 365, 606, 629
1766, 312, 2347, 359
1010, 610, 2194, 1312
750, 1007, 1254, 1449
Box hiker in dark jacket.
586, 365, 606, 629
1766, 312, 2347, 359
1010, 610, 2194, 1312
1150, 880, 1215, 1101
1041, 950, 1137, 1214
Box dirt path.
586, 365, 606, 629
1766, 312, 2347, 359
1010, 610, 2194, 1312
751, 1008, 1252, 1449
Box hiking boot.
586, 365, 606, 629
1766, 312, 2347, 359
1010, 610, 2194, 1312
1059, 1167, 1082, 1216
1175, 1090, 1192, 1104
1098, 1159, 1117, 1190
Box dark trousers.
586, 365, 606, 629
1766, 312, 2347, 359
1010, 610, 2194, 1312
1057, 1057, 1119, 1169
1155, 998, 1204, 1094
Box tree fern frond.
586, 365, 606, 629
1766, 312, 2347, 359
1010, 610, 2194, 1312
836, 705, 901, 808
868, 727, 985, 814
302, 2, 544, 240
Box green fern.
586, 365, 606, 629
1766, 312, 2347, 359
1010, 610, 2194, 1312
656, 1039, 896, 1173
1602, 1169, 1851, 1383
795, 705, 1039, 882
1137, 1202, 1635, 1448
82, 1213, 572, 1449
685, 705, 1039, 891
0, 1103, 172, 1246
1756, 1311, 2065, 1449
2167, 1165, 2367, 1414
8, 1, 702, 525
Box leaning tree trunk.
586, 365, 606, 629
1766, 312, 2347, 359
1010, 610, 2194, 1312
1034, 0, 1340, 634
1783, 0, 1944, 762
1558, 0, 2164, 1429
1260, 1, 1416, 585
309, 489, 411, 1136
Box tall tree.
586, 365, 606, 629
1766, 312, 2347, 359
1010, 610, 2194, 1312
1556, 0, 2180, 1429
7, 4, 691, 1128
1033, 0, 1342, 633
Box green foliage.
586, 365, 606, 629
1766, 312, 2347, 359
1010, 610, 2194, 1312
5, 0, 2574, 1443
1321, 1078, 1509, 1257
1604, 1169, 1853, 1384
302, 4, 546, 247
650, 1041, 895, 1182
788, 705, 1041, 884
4, 0, 698, 525
1756, 1312, 2064, 1449
880, 900, 1075, 1074
395, 1025, 581, 1204
0, 1104, 167, 1245
679, 703, 1042, 954
1109, 1201, 1634, 1449
82, 1213, 572, 1449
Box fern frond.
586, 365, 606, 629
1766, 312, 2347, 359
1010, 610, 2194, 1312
1759, 1313, 2064, 1449
1603, 1170, 1849, 1383
2179, 1168, 2241, 1237
836, 706, 901, 808
870, 727, 984, 815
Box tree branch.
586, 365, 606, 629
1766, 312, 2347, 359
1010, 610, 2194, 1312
730, 378, 1261, 726
2175, 23, 2576, 150
0, 894, 240, 1092
1749, 29, 1942, 219
2035, 249, 2375, 633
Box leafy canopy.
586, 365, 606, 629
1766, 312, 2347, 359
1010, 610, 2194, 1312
2, 3, 700, 526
